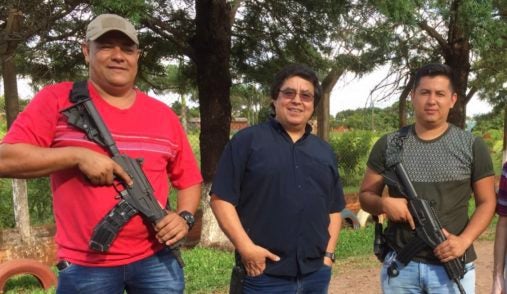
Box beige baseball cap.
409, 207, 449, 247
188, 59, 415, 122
86, 14, 139, 45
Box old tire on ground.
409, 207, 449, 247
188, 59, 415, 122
340, 208, 360, 230
0, 259, 57, 293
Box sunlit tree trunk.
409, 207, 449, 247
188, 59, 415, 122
1, 8, 31, 243
193, 0, 233, 248
317, 68, 343, 141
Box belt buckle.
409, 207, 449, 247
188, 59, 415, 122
56, 260, 71, 271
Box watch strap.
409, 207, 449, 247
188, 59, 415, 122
324, 251, 336, 262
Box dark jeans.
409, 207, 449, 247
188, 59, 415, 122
57, 248, 184, 294
242, 265, 332, 294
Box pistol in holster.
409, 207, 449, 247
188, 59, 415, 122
229, 252, 245, 294
373, 215, 388, 262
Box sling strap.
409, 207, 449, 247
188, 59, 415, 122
67, 81, 140, 252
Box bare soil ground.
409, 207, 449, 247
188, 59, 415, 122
329, 239, 494, 293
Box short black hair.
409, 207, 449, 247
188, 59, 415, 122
413, 63, 456, 92
270, 64, 322, 107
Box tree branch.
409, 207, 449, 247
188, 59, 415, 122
229, 0, 245, 27
322, 67, 344, 92
465, 86, 477, 104
141, 15, 195, 60
418, 20, 450, 55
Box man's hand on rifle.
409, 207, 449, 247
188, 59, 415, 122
75, 148, 132, 186
154, 211, 189, 246
433, 229, 470, 263
381, 197, 416, 230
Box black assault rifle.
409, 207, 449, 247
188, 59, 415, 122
388, 162, 466, 294
61, 81, 183, 265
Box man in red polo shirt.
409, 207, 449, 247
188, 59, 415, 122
0, 14, 202, 294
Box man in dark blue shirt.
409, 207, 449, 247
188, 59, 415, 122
210, 64, 345, 293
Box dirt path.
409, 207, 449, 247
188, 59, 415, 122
329, 240, 494, 293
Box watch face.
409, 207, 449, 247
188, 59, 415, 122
179, 211, 195, 229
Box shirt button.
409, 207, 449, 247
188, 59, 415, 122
298, 185, 302, 189
295, 165, 299, 169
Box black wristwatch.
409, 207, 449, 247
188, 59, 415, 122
179, 211, 195, 231
324, 252, 336, 263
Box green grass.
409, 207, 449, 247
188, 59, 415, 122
334, 225, 380, 273
336, 225, 375, 259
3, 274, 56, 293
183, 247, 232, 293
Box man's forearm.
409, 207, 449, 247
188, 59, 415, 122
359, 192, 385, 216
176, 184, 201, 214
326, 212, 341, 253
0, 143, 80, 178
459, 176, 496, 247
210, 195, 255, 252
459, 202, 496, 248
359, 168, 387, 216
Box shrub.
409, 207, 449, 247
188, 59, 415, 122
0, 177, 53, 228
0, 179, 15, 228
329, 130, 377, 188
27, 177, 54, 225
477, 129, 503, 151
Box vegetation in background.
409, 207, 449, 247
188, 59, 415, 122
1, 105, 503, 228
0, 178, 53, 228
472, 109, 504, 134
336, 223, 375, 259
471, 109, 505, 173
329, 130, 377, 188
333, 102, 412, 132
183, 247, 233, 293
0, 179, 15, 228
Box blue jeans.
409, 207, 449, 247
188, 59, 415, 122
57, 248, 184, 294
381, 251, 475, 293
242, 265, 332, 293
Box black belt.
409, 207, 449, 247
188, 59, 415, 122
56, 260, 72, 271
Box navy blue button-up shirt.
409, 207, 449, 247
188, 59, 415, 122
211, 118, 345, 276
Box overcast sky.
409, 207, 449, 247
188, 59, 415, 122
330, 68, 492, 117
16, 73, 492, 117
